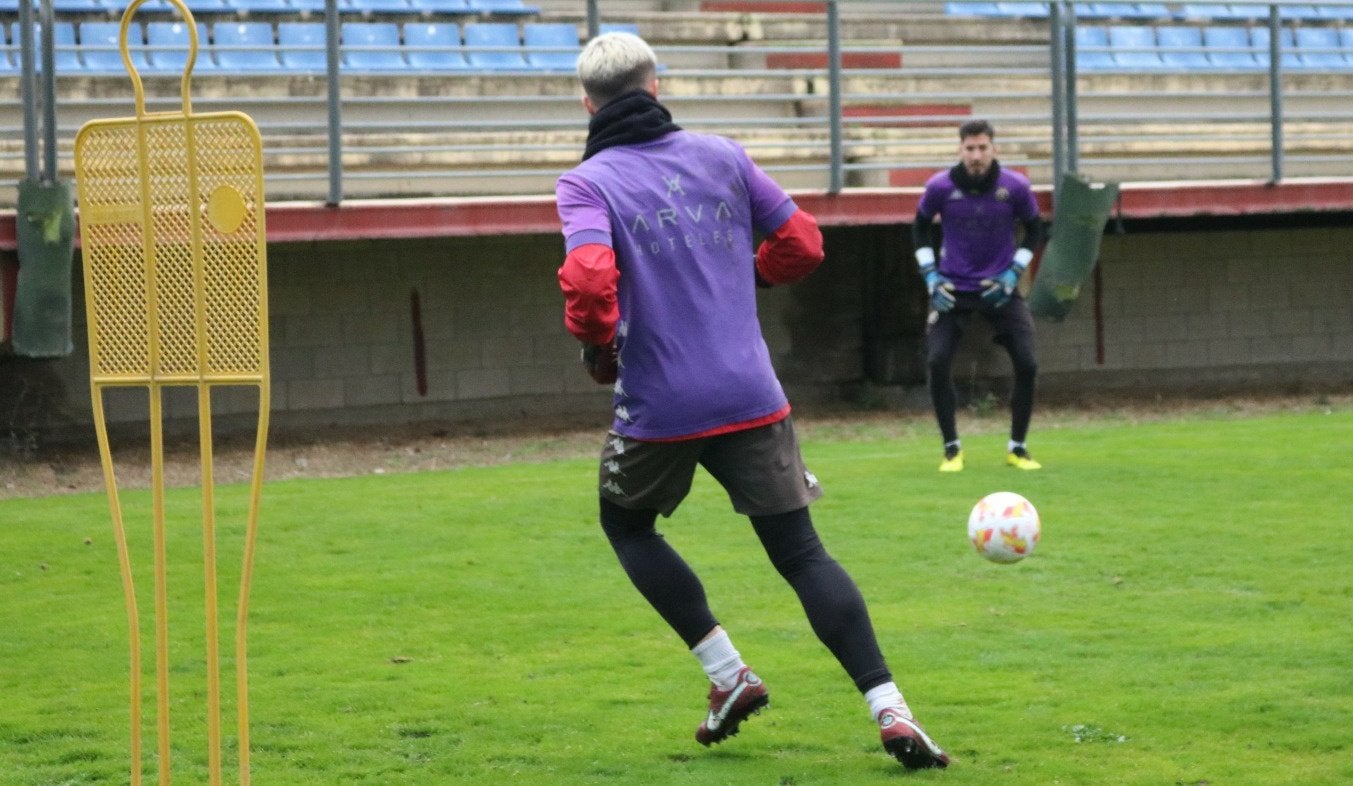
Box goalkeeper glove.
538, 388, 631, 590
915, 247, 955, 313
979, 248, 1033, 308
581, 340, 618, 385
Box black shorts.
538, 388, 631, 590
926, 291, 1036, 359
597, 417, 824, 517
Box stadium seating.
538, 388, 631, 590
345, 0, 413, 14
403, 21, 468, 69
1156, 25, 1212, 69
80, 21, 151, 74
277, 21, 327, 71
341, 21, 407, 71
1293, 26, 1349, 69
212, 20, 283, 71
522, 22, 577, 71
1248, 26, 1301, 69
597, 22, 640, 36
1202, 25, 1260, 69
1074, 25, 1116, 69
1180, 3, 1239, 21
9, 22, 82, 73
943, 1, 1000, 14
1108, 24, 1165, 68
406, 0, 473, 14
1080, 3, 1170, 20
463, 22, 527, 69
231, 0, 292, 14
145, 20, 213, 73
992, 2, 1048, 17
465, 0, 540, 16
49, 0, 102, 13
180, 0, 230, 16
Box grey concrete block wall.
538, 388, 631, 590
7, 220, 1352, 444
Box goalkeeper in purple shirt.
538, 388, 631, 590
914, 120, 1045, 472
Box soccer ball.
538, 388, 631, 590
968, 491, 1040, 564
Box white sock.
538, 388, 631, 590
944, 440, 961, 451
1008, 439, 1025, 453
864, 682, 913, 721
691, 629, 746, 691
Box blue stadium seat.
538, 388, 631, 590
404, 21, 468, 69
212, 21, 282, 71
464, 22, 526, 69
466, 0, 540, 15
277, 22, 328, 71
145, 21, 213, 73
1294, 26, 1349, 69
1224, 3, 1267, 21
287, 0, 363, 14
1157, 25, 1212, 69
345, 0, 413, 14
1180, 3, 1237, 20
522, 22, 577, 71
598, 22, 640, 36
943, 1, 1000, 14
181, 0, 230, 15
1074, 25, 1116, 69
12, 22, 82, 73
50, 0, 102, 13
342, 21, 407, 71
1249, 26, 1301, 69
1109, 25, 1166, 68
1202, 25, 1261, 68
1083, 3, 1166, 20
992, 2, 1049, 16
1341, 27, 1353, 58
231, 0, 292, 14
80, 21, 151, 74
407, 0, 471, 13
1280, 4, 1322, 20
1315, 4, 1353, 21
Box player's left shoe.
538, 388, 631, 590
695, 667, 769, 746
878, 708, 950, 769
1006, 447, 1042, 470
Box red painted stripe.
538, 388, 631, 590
4, 179, 1353, 252
700, 1, 826, 11
766, 52, 901, 69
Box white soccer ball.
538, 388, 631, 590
967, 491, 1040, 564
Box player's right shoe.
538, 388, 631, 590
695, 667, 769, 746
939, 446, 964, 472
1006, 446, 1042, 470
878, 708, 950, 770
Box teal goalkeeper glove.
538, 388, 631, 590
979, 249, 1033, 308
915, 247, 955, 313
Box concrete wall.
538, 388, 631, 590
4, 220, 1351, 445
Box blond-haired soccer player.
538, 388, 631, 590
553, 32, 948, 770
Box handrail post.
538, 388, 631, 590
1050, 0, 1067, 203
827, 0, 843, 194
1065, 0, 1079, 175
1268, 2, 1283, 183
18, 0, 38, 181
586, 0, 599, 39
40, 0, 58, 182
325, 0, 343, 206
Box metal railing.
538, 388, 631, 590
6, 0, 1353, 208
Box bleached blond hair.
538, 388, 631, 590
576, 32, 658, 108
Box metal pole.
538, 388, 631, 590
40, 0, 58, 183
325, 0, 343, 205
586, 0, 599, 39
1064, 0, 1079, 174
827, 0, 843, 194
18, 0, 38, 181
1268, 2, 1283, 183
1049, 0, 1067, 199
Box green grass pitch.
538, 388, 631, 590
2, 404, 1351, 784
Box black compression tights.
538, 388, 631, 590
599, 498, 892, 693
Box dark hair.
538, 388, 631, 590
959, 120, 995, 140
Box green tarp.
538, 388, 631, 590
1028, 173, 1119, 322
12, 179, 76, 357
